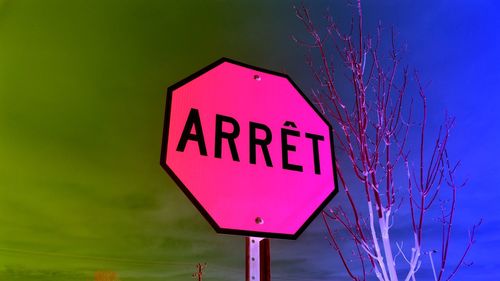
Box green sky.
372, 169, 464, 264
0, 1, 306, 280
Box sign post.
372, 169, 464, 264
161, 58, 338, 279
246, 237, 270, 281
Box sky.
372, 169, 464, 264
1, 0, 499, 280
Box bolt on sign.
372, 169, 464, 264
160, 58, 338, 239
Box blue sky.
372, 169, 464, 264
268, 1, 500, 280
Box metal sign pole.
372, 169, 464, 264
246, 237, 270, 281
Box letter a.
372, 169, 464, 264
176, 108, 208, 156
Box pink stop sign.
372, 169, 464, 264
160, 58, 338, 239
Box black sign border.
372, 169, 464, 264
160, 57, 339, 240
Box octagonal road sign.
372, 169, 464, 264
160, 58, 338, 239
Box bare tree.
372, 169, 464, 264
192, 263, 207, 281
293, 1, 480, 280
